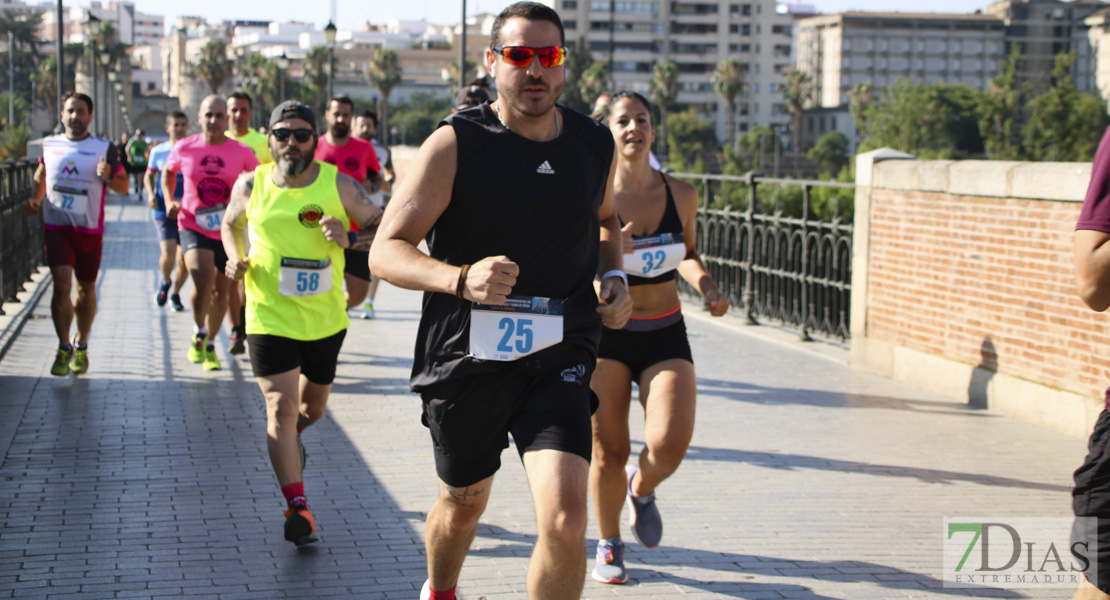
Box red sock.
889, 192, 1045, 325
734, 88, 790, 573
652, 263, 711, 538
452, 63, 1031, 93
281, 482, 306, 508
427, 584, 456, 600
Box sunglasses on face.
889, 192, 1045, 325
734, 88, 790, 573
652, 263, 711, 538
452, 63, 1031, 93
491, 46, 567, 68
271, 128, 314, 143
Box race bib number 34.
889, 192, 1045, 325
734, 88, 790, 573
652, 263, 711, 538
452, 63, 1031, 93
470, 296, 564, 361
624, 233, 686, 278
278, 257, 333, 297
196, 204, 227, 232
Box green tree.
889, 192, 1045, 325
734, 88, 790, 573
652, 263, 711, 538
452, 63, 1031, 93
559, 38, 593, 113
649, 60, 679, 159
0, 123, 28, 159
736, 125, 780, 173
193, 38, 232, 95
858, 79, 982, 159
977, 46, 1023, 160
712, 57, 744, 150
782, 69, 813, 155
848, 82, 873, 131
807, 131, 849, 176
665, 108, 718, 171
0, 11, 42, 121
387, 91, 453, 145
1021, 51, 1109, 162
578, 62, 609, 110
366, 48, 402, 144
239, 53, 283, 127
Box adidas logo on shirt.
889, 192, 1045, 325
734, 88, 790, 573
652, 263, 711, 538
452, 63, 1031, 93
536, 161, 555, 174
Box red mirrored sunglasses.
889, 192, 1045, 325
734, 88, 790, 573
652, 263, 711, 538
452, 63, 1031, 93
491, 46, 567, 68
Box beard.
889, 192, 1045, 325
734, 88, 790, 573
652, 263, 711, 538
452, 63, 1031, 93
504, 76, 564, 117
277, 140, 318, 177
330, 123, 350, 139
66, 119, 88, 138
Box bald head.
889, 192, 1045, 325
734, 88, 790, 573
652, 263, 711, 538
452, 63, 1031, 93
198, 95, 229, 143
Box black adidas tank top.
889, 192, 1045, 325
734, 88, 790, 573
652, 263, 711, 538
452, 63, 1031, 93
410, 104, 616, 391
625, 171, 684, 286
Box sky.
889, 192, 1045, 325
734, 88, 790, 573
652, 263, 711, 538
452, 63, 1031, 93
135, 0, 991, 32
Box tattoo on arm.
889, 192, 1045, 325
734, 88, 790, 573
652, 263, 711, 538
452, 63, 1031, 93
225, 174, 254, 230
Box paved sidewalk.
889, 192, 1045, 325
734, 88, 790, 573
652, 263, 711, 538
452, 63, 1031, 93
0, 192, 1093, 599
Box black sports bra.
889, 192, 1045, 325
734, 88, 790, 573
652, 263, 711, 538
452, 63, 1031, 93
621, 171, 684, 286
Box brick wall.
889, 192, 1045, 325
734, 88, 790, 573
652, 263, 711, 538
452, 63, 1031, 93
852, 154, 1104, 435
866, 189, 1110, 400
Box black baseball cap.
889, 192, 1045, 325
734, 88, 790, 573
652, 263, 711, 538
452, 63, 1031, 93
455, 85, 490, 109
269, 100, 317, 130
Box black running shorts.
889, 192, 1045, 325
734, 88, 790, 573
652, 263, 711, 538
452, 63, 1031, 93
1073, 407, 1110, 592
419, 345, 598, 488
180, 227, 229, 273
344, 248, 371, 281
247, 329, 347, 384
597, 315, 693, 382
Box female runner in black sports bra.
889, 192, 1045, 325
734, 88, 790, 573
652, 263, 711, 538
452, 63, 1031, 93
589, 91, 729, 585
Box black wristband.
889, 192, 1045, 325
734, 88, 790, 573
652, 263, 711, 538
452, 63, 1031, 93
348, 232, 358, 245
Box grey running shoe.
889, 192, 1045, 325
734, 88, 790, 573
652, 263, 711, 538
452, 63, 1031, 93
626, 465, 662, 548
591, 538, 629, 584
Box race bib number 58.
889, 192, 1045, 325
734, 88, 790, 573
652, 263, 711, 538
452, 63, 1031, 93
470, 296, 564, 361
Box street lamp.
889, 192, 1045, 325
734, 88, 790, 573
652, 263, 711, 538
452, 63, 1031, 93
107, 70, 117, 140
277, 51, 290, 103
98, 48, 110, 138
324, 21, 337, 99
82, 14, 100, 135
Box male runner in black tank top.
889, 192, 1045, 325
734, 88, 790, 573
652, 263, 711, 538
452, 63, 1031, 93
369, 4, 632, 598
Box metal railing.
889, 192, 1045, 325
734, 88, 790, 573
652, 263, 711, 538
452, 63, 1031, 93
0, 159, 42, 315
671, 171, 855, 341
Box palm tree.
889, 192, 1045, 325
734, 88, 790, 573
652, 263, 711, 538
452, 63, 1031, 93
193, 38, 232, 95
847, 82, 874, 131
302, 46, 330, 119
711, 57, 744, 150
782, 69, 813, 173
366, 48, 401, 144
578, 62, 609, 113
649, 60, 679, 158
31, 55, 56, 113
448, 57, 478, 96
0, 10, 42, 57
240, 53, 281, 125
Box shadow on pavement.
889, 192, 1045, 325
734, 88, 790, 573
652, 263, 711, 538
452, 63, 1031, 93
682, 443, 1070, 492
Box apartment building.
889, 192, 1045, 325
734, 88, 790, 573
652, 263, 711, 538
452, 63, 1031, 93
985, 0, 1101, 93
797, 12, 1006, 110
39, 1, 165, 46
554, 0, 804, 143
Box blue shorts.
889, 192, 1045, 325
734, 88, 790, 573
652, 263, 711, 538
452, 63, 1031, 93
153, 217, 179, 242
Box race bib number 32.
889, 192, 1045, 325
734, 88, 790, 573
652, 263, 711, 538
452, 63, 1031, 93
624, 233, 685, 278
470, 296, 564, 361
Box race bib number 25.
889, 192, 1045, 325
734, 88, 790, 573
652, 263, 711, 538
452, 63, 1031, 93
470, 296, 564, 361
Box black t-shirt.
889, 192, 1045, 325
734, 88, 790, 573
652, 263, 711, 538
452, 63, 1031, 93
410, 104, 616, 391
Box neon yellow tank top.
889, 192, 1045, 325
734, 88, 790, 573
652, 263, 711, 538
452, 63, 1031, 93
246, 161, 350, 340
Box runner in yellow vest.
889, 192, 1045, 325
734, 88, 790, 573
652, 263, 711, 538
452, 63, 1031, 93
225, 91, 274, 356
221, 101, 381, 547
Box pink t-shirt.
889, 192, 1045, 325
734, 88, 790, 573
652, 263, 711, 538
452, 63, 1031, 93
165, 133, 259, 239
314, 136, 380, 183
